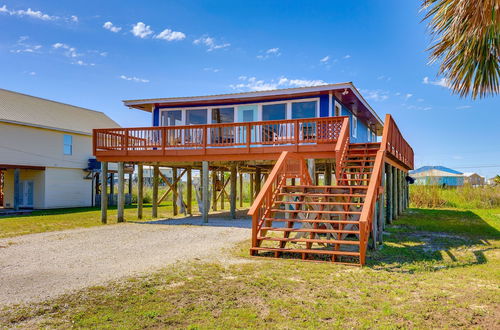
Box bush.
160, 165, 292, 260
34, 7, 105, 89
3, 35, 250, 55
410, 184, 500, 209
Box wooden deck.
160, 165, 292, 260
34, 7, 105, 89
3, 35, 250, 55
93, 117, 347, 162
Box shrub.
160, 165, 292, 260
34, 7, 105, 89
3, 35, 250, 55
410, 184, 500, 209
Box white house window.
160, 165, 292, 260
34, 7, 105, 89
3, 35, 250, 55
367, 127, 372, 142
291, 101, 316, 119
63, 134, 72, 155
186, 109, 207, 125
352, 115, 357, 138
262, 103, 286, 121
212, 107, 234, 123
162, 110, 182, 126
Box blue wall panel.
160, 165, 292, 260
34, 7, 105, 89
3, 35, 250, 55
319, 95, 329, 117
153, 106, 160, 127
340, 103, 370, 143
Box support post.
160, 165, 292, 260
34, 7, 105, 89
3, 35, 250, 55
399, 170, 404, 215
307, 159, 316, 185
393, 166, 398, 219
187, 166, 192, 215
101, 162, 108, 224
250, 173, 255, 204
152, 165, 159, 218
386, 164, 393, 224
230, 164, 237, 219
255, 168, 261, 195
172, 167, 178, 216
117, 162, 125, 222
212, 170, 217, 211
13, 168, 20, 211
324, 163, 332, 185
137, 164, 143, 220
202, 161, 209, 223
220, 171, 225, 210
109, 172, 114, 206
378, 163, 386, 243
239, 172, 243, 208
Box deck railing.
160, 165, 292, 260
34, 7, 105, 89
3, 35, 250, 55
93, 116, 347, 156
383, 115, 414, 169
248, 151, 312, 250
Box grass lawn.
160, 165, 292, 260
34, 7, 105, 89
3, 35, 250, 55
1, 207, 499, 328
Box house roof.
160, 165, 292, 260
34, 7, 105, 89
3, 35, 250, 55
0, 88, 120, 135
410, 166, 463, 176
462, 172, 483, 178
122, 82, 384, 132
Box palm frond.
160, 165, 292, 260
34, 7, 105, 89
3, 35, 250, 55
422, 0, 500, 99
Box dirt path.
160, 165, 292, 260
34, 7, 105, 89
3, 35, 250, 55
0, 219, 251, 306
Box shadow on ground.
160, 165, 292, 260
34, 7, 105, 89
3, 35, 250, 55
367, 208, 500, 272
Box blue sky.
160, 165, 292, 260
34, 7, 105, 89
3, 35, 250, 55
1, 0, 499, 178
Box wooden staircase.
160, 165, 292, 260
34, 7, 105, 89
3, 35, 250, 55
249, 143, 381, 265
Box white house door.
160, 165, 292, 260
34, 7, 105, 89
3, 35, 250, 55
19, 180, 34, 208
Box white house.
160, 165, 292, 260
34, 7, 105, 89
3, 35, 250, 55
0, 88, 119, 209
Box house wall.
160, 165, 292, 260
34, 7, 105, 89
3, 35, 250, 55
153, 95, 374, 143
414, 176, 464, 186
0, 122, 92, 169
44, 167, 92, 208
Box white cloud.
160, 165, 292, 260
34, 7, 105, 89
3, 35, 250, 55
422, 76, 449, 88
131, 22, 153, 38
377, 75, 391, 81
52, 42, 80, 58
120, 75, 149, 83
28, 71, 36, 75
0, 4, 77, 22
230, 76, 327, 92
417, 98, 424, 102
405, 93, 413, 101
154, 29, 186, 41
10, 36, 42, 54
74, 60, 95, 66
257, 47, 281, 59
343, 54, 351, 59
320, 55, 330, 63
103, 21, 122, 33
203, 67, 220, 73
360, 89, 390, 102
194, 36, 230, 51
456, 105, 472, 110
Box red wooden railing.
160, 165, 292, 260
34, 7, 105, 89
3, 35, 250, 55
248, 151, 312, 251
93, 116, 347, 155
357, 114, 413, 264
334, 117, 350, 181
383, 115, 414, 170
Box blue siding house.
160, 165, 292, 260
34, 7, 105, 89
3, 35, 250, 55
410, 166, 464, 186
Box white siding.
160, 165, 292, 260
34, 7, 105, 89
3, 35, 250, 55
44, 167, 92, 208
0, 122, 92, 169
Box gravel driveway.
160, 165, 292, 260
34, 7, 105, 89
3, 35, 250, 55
0, 217, 251, 306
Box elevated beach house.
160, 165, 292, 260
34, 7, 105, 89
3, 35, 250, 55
0, 89, 119, 210
410, 166, 464, 187
93, 83, 414, 265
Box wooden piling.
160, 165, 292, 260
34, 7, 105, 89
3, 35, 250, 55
230, 164, 237, 219
324, 163, 332, 185
152, 165, 159, 218
117, 162, 125, 223
100, 162, 108, 224
137, 164, 143, 220
202, 161, 209, 223
172, 167, 178, 216
250, 173, 254, 204
386, 164, 393, 224
255, 168, 261, 195
212, 170, 217, 211
187, 166, 192, 215
239, 172, 243, 208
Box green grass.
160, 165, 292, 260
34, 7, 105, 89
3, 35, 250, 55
410, 184, 500, 209
1, 207, 499, 328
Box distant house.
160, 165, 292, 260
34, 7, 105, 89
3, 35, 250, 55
463, 172, 485, 187
0, 88, 119, 209
410, 166, 464, 186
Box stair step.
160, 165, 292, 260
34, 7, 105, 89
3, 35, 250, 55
284, 185, 368, 190
260, 227, 360, 234
274, 201, 363, 206
263, 218, 361, 225
270, 209, 362, 215
344, 166, 374, 169
251, 247, 360, 257
258, 237, 360, 245
278, 193, 366, 198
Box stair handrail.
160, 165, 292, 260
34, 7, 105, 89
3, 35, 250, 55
334, 117, 350, 181
248, 151, 311, 251
384, 114, 414, 169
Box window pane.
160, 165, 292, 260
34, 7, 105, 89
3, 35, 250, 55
291, 101, 316, 119
212, 107, 234, 123
262, 103, 286, 121
64, 134, 72, 145
64, 145, 72, 155
186, 109, 207, 125
162, 110, 182, 126
242, 110, 253, 122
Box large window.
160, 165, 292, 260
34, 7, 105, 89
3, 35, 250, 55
262, 103, 286, 121
63, 134, 72, 155
186, 109, 207, 125
162, 110, 182, 126
291, 101, 316, 119
212, 107, 234, 123
242, 110, 254, 122
352, 115, 358, 138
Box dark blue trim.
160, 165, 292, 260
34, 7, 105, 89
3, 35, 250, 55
319, 95, 329, 117
153, 106, 160, 127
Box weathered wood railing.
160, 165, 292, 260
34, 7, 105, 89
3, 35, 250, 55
334, 117, 350, 181
358, 114, 413, 265
248, 151, 312, 252
93, 116, 347, 156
